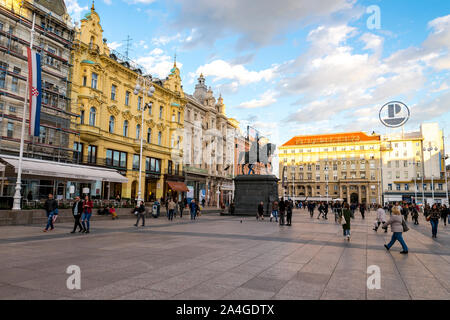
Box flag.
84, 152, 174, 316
27, 47, 41, 137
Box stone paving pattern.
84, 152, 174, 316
0, 209, 449, 300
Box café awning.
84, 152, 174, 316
167, 181, 189, 192
0, 155, 128, 183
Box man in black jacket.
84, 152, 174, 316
71, 196, 83, 233
134, 201, 146, 227
43, 193, 58, 232
279, 198, 286, 225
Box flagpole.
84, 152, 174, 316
12, 12, 35, 210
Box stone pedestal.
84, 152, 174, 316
233, 175, 279, 216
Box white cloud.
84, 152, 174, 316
151, 33, 182, 46
103, 0, 112, 5
282, 14, 450, 124
150, 48, 164, 56
65, 0, 88, 22
125, 0, 156, 4
195, 60, 279, 86
237, 90, 277, 109
108, 41, 123, 50
136, 51, 182, 79
360, 33, 384, 52
171, 0, 355, 48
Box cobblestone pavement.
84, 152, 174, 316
0, 209, 449, 300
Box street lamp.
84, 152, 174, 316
408, 161, 418, 204
134, 76, 155, 203
325, 164, 329, 202
424, 146, 439, 205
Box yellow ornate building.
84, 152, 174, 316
70, 4, 186, 201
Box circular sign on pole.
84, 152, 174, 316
379, 101, 410, 128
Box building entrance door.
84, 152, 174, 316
350, 193, 359, 204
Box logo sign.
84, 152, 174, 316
379, 101, 410, 128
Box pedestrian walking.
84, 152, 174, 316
178, 199, 184, 218
81, 195, 93, 233
134, 201, 146, 227
202, 198, 206, 208
286, 199, 293, 226
190, 199, 197, 220
411, 204, 419, 225
323, 202, 329, 220
382, 207, 408, 254
70, 196, 83, 233
342, 203, 351, 241
43, 193, 58, 232
360, 203, 366, 220
441, 204, 449, 226
168, 198, 176, 221
401, 204, 409, 222
427, 204, 441, 238
271, 200, 279, 222
257, 201, 264, 220
279, 198, 286, 226
373, 204, 387, 232
317, 202, 324, 219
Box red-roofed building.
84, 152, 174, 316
279, 132, 382, 205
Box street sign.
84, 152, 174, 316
379, 101, 410, 128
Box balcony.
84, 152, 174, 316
183, 165, 208, 175
88, 43, 100, 55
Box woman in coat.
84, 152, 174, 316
382, 207, 408, 254
428, 204, 441, 238
81, 195, 93, 233
257, 202, 264, 220
342, 203, 351, 241
373, 204, 387, 232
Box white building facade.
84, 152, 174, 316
381, 123, 448, 205
183, 74, 237, 207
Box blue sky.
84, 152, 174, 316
66, 0, 450, 164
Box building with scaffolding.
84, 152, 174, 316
0, 0, 82, 201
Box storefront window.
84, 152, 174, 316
133, 155, 140, 170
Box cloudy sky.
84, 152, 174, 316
66, 0, 450, 167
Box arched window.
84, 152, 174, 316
89, 107, 96, 126
136, 124, 141, 139
158, 131, 162, 145
147, 128, 151, 143
123, 120, 128, 137
109, 116, 115, 133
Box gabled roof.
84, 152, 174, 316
282, 132, 380, 147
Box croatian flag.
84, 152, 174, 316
27, 47, 42, 137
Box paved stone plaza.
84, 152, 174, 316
0, 209, 449, 300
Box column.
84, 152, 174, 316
358, 185, 362, 204
366, 184, 370, 204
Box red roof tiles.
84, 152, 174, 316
282, 132, 380, 147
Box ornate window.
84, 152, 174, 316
123, 120, 128, 137
136, 124, 141, 139
109, 116, 115, 133
89, 107, 96, 126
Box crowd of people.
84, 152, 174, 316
41, 192, 448, 252
253, 198, 449, 253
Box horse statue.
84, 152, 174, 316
238, 141, 276, 175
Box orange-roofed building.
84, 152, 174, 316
279, 131, 382, 205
